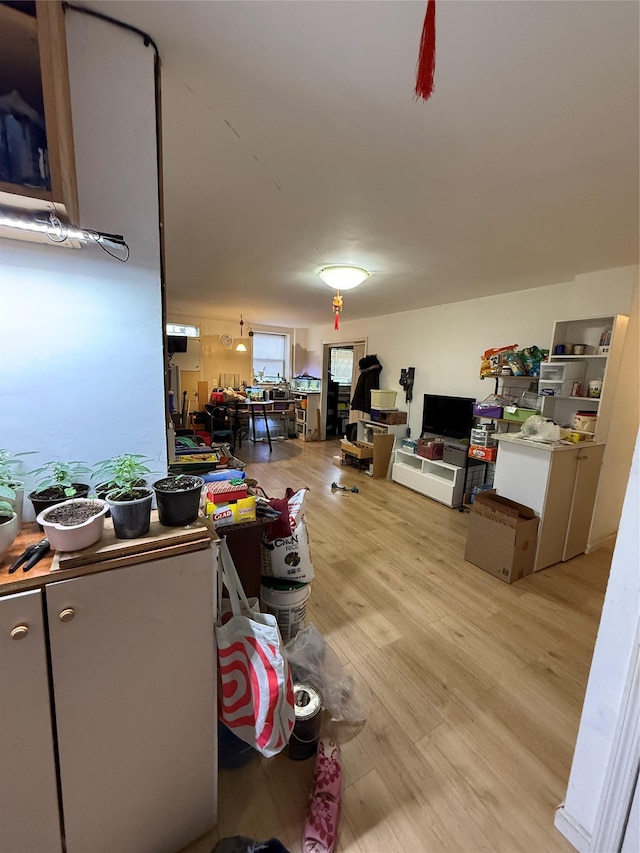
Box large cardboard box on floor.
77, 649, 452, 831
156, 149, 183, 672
464, 490, 539, 583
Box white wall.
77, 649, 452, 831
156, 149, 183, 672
589, 273, 640, 547
0, 11, 166, 515
557, 427, 640, 844
303, 266, 636, 439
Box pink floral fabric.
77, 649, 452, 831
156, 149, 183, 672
303, 738, 342, 853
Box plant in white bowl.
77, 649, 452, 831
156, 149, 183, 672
0, 499, 19, 563
37, 498, 109, 552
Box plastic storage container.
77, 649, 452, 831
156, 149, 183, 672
370, 390, 397, 408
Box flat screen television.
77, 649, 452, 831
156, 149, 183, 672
422, 394, 475, 440
167, 335, 188, 354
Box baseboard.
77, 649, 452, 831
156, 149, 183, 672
554, 805, 591, 852
585, 532, 617, 554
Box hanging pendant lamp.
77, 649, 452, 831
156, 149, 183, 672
235, 315, 247, 352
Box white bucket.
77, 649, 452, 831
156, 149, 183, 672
260, 579, 311, 641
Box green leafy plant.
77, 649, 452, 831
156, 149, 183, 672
30, 460, 91, 498
0, 449, 34, 502
92, 455, 152, 501
0, 499, 14, 520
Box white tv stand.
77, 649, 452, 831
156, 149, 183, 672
392, 448, 466, 507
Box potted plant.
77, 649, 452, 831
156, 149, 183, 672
37, 498, 109, 551
0, 498, 19, 562
28, 460, 91, 521
0, 449, 34, 524
153, 474, 204, 527
93, 455, 153, 539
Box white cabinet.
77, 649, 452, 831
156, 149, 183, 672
392, 449, 466, 507
0, 589, 62, 853
540, 315, 628, 442
293, 392, 321, 440
494, 437, 605, 570
0, 550, 217, 853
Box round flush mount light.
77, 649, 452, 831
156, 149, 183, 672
317, 265, 370, 291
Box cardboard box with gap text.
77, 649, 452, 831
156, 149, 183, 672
464, 490, 539, 584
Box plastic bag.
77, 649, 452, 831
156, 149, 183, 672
519, 415, 561, 442
285, 624, 368, 723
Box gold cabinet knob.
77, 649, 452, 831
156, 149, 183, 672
59, 608, 75, 623
10, 624, 29, 640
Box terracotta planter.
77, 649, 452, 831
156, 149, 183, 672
106, 489, 153, 539
37, 499, 109, 552
0, 512, 19, 562
153, 476, 204, 527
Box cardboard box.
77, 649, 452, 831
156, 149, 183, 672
370, 408, 408, 425
468, 444, 498, 462
236, 495, 256, 523
208, 502, 238, 527
464, 491, 539, 584
340, 439, 374, 460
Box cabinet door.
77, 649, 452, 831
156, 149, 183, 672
0, 589, 62, 853
46, 550, 217, 853
563, 443, 605, 561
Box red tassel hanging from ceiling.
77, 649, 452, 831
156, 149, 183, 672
415, 0, 436, 102
332, 293, 343, 330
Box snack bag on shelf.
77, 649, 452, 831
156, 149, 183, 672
480, 344, 519, 377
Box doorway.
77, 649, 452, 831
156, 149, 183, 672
321, 340, 366, 440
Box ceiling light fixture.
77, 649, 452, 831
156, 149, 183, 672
317, 265, 370, 330
235, 315, 247, 352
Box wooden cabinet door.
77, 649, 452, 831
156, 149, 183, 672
46, 550, 217, 853
0, 589, 62, 853
563, 443, 605, 561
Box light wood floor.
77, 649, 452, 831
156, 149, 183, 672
184, 437, 612, 853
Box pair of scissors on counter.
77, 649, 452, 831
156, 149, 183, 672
8, 539, 50, 574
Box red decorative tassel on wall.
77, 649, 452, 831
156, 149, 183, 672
415, 0, 436, 101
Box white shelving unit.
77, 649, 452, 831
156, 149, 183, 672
392, 449, 466, 507
539, 315, 628, 442
356, 418, 407, 447
293, 392, 321, 440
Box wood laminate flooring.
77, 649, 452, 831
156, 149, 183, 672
184, 437, 612, 853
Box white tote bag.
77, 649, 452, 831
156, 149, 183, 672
216, 538, 295, 757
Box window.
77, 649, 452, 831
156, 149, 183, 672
252, 332, 289, 383
330, 348, 354, 385
166, 323, 199, 337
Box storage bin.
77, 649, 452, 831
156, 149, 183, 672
370, 408, 407, 425
539, 362, 585, 383
370, 390, 397, 408
417, 438, 444, 460
473, 402, 503, 419
470, 428, 497, 447
503, 406, 539, 423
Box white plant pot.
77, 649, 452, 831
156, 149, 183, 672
37, 499, 109, 552
0, 512, 19, 561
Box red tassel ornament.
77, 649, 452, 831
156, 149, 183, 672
332, 293, 343, 330
415, 0, 436, 101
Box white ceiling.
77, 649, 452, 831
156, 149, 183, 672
85, 0, 639, 328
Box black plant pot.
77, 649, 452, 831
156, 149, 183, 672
96, 480, 147, 517
29, 484, 90, 530
106, 489, 153, 539
153, 476, 204, 527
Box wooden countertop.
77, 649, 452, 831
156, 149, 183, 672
495, 434, 605, 452
0, 514, 218, 596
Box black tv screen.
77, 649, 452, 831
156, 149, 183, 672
422, 394, 475, 440
167, 335, 188, 354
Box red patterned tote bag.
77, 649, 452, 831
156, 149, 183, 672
216, 537, 295, 757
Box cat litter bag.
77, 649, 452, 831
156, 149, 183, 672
260, 488, 314, 583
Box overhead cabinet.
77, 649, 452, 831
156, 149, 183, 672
0, 0, 79, 225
